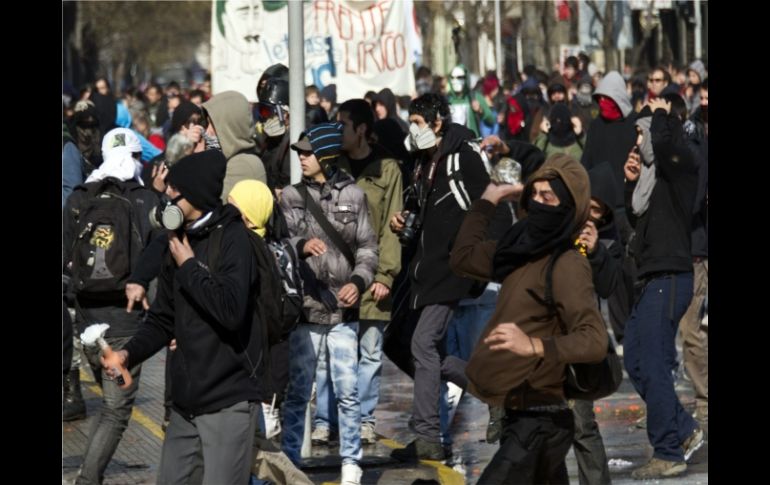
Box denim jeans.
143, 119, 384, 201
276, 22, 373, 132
445, 283, 499, 361
76, 336, 142, 485
282, 322, 361, 466
624, 272, 697, 462
315, 319, 386, 431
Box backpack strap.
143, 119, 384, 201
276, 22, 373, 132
524, 248, 569, 333
296, 184, 356, 268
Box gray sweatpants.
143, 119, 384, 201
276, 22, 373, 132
411, 303, 468, 443
158, 400, 259, 485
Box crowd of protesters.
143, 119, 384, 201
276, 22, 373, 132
63, 53, 708, 484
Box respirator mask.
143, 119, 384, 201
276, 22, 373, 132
149, 195, 185, 231
409, 122, 437, 151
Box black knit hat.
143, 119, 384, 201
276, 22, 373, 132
166, 150, 227, 211
171, 101, 203, 135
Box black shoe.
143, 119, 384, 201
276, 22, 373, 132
391, 438, 446, 462
63, 369, 86, 422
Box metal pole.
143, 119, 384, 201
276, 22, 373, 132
677, 9, 687, 65
288, 0, 305, 186
495, 0, 503, 81
516, 32, 523, 73
693, 0, 702, 59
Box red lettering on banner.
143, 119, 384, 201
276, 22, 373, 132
342, 32, 406, 75
312, 0, 394, 40
376, 0, 392, 36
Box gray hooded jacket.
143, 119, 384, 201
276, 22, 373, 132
594, 71, 633, 119
203, 91, 267, 202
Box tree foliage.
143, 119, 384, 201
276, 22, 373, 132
77, 1, 211, 85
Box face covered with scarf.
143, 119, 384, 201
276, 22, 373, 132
227, 179, 274, 237
492, 176, 576, 281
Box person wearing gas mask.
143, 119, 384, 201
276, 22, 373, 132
202, 90, 267, 202
258, 76, 293, 193
447, 64, 495, 137
62, 128, 161, 485
388, 93, 489, 461
105, 149, 266, 485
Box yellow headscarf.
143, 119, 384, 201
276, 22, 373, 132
228, 180, 274, 237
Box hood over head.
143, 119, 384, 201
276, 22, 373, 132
202, 91, 256, 159
521, 153, 591, 233
594, 71, 633, 118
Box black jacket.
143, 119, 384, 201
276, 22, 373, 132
123, 204, 268, 416
581, 114, 637, 211
626, 109, 698, 279
687, 129, 708, 258
407, 123, 491, 309
587, 162, 623, 298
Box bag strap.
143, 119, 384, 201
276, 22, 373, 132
296, 184, 356, 268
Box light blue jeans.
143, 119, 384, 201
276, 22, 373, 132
282, 322, 361, 466
315, 319, 386, 431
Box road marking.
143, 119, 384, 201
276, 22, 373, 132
78, 369, 463, 484
378, 436, 465, 485
81, 368, 165, 440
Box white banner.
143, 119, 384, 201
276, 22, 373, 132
211, 0, 417, 103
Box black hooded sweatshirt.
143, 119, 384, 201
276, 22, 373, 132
376, 88, 410, 135
123, 204, 268, 416
625, 109, 698, 279
587, 162, 623, 298
407, 123, 491, 309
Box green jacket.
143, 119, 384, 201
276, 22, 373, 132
338, 153, 403, 320
533, 132, 586, 161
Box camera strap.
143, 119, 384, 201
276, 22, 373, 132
296, 184, 356, 268
411, 149, 442, 223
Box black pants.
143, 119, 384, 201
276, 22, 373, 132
63, 298, 73, 375
572, 400, 611, 485
478, 408, 574, 485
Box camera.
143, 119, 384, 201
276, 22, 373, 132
399, 211, 421, 247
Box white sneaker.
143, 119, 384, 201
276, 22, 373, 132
311, 426, 330, 445
261, 401, 281, 439
340, 463, 363, 485
446, 381, 464, 426
361, 422, 377, 444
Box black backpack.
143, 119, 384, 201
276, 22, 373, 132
529, 249, 623, 401
209, 219, 303, 348
68, 178, 144, 300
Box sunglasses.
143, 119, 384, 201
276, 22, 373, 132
451, 75, 466, 80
